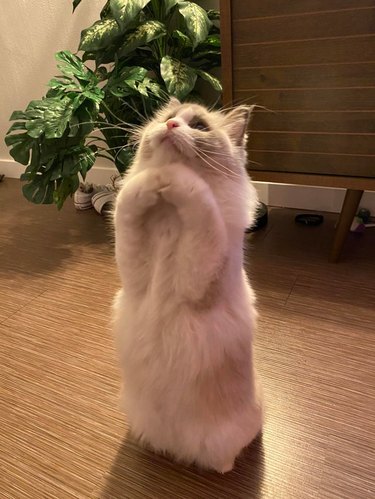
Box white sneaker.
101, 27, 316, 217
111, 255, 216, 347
73, 176, 121, 211
73, 183, 96, 210
91, 190, 116, 215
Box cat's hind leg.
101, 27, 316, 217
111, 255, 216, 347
197, 401, 263, 473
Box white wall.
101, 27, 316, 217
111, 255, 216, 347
0, 0, 103, 161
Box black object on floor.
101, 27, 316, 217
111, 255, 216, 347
246, 202, 268, 232
295, 214, 324, 226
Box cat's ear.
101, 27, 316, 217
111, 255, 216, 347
223, 105, 254, 146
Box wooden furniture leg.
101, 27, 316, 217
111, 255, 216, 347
330, 189, 364, 262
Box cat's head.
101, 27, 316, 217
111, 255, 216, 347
134, 98, 253, 178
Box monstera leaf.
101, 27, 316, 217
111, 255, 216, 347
118, 20, 166, 57
160, 56, 197, 100
22, 178, 55, 205
110, 0, 150, 28
177, 2, 211, 48
79, 18, 122, 51
24, 98, 76, 139
47, 52, 104, 105
21, 144, 96, 208
107, 66, 148, 97
55, 51, 94, 82
5, 130, 34, 166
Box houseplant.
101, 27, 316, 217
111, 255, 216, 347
5, 0, 221, 209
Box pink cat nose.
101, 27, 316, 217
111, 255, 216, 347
166, 119, 179, 130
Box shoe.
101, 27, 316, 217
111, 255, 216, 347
73, 183, 96, 210
73, 175, 122, 211
91, 191, 116, 215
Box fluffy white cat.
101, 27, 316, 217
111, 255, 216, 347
113, 98, 263, 473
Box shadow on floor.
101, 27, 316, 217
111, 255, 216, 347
101, 434, 265, 499
0, 179, 112, 279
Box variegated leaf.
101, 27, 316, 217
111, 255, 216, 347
160, 56, 197, 100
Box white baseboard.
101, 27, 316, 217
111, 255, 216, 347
253, 182, 375, 214
0, 159, 25, 179
2, 158, 375, 214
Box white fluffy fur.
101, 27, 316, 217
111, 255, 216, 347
113, 99, 263, 473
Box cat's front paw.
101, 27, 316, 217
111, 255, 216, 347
117, 170, 163, 214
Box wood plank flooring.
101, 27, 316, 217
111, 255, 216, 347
0, 178, 374, 498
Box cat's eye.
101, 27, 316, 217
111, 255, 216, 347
189, 119, 209, 131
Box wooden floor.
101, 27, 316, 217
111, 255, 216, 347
0, 178, 374, 498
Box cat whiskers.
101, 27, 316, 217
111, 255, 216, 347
192, 147, 239, 180
69, 120, 136, 134
198, 147, 263, 168
101, 140, 139, 161
196, 147, 242, 179
101, 101, 145, 128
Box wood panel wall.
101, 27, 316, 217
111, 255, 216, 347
224, 0, 375, 178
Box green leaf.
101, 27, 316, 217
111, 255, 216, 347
171, 29, 192, 47
70, 99, 99, 138
72, 0, 82, 12
83, 86, 105, 103
121, 66, 148, 81
110, 0, 151, 28
10, 110, 27, 121
141, 78, 164, 98
23, 181, 49, 205
164, 0, 182, 14
7, 122, 26, 134
200, 33, 220, 48
177, 2, 211, 48
96, 66, 109, 81
115, 147, 134, 173
54, 175, 80, 209
49, 161, 63, 181
118, 20, 166, 57
196, 69, 222, 92
160, 56, 197, 100
101, 1, 111, 19
5, 133, 33, 165
55, 51, 89, 81
60, 145, 96, 177
79, 18, 122, 51
73, 146, 96, 179
207, 9, 220, 21
48, 78, 79, 93
107, 66, 148, 97
25, 97, 75, 139
193, 49, 221, 61
82, 52, 96, 62
22, 142, 96, 207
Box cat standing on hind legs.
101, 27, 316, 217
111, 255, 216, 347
113, 98, 263, 473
